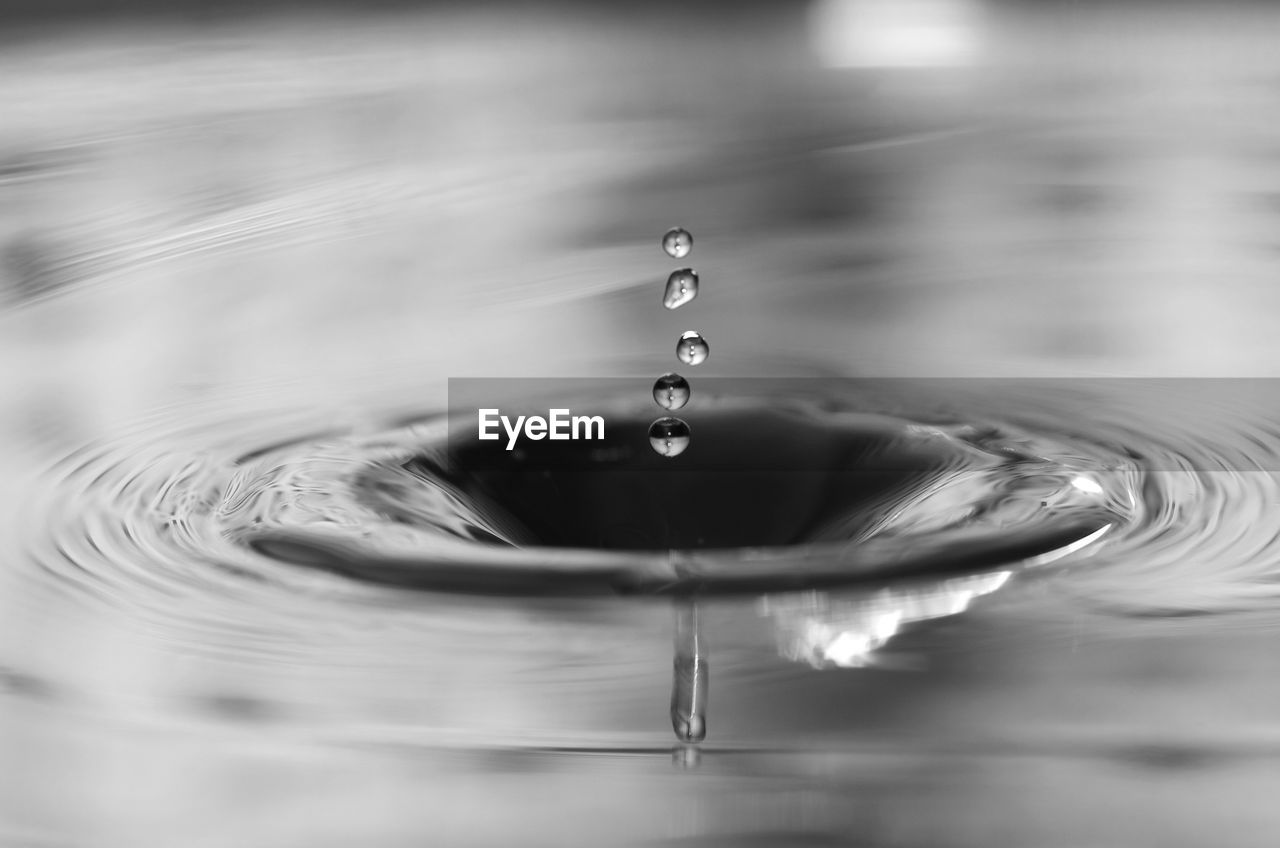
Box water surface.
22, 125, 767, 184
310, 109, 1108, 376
5, 3, 1280, 845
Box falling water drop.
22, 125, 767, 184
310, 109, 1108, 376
653, 373, 691, 411
662, 269, 699, 310
649, 417, 691, 458
676, 331, 709, 366
662, 227, 692, 259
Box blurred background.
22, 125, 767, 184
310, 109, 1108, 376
5, 0, 1280, 845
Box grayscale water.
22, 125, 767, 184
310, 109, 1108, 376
663, 268, 699, 310
653, 373, 691, 410
676, 331, 710, 367
662, 228, 693, 260
5, 2, 1280, 845
647, 414, 692, 458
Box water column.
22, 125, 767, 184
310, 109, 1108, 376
653, 227, 709, 746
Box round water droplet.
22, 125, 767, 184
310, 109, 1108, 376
649, 417, 691, 458
676, 331, 708, 366
662, 227, 692, 259
653, 373, 691, 410
662, 268, 699, 310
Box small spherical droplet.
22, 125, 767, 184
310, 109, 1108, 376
653, 373, 691, 410
662, 268, 699, 310
649, 417, 691, 458
676, 331, 708, 366
662, 227, 692, 259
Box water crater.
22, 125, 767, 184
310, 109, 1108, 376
235, 393, 1131, 597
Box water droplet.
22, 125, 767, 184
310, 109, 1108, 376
662, 227, 692, 259
653, 373, 691, 410
662, 268, 699, 310
649, 417, 691, 458
676, 331, 709, 366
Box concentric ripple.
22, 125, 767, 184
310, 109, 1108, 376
16, 379, 1280, 684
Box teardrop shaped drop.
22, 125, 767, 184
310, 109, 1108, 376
663, 268, 699, 310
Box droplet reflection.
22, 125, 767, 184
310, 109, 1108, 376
652, 373, 691, 410
648, 416, 691, 458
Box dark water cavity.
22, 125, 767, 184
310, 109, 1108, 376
235, 392, 1130, 597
